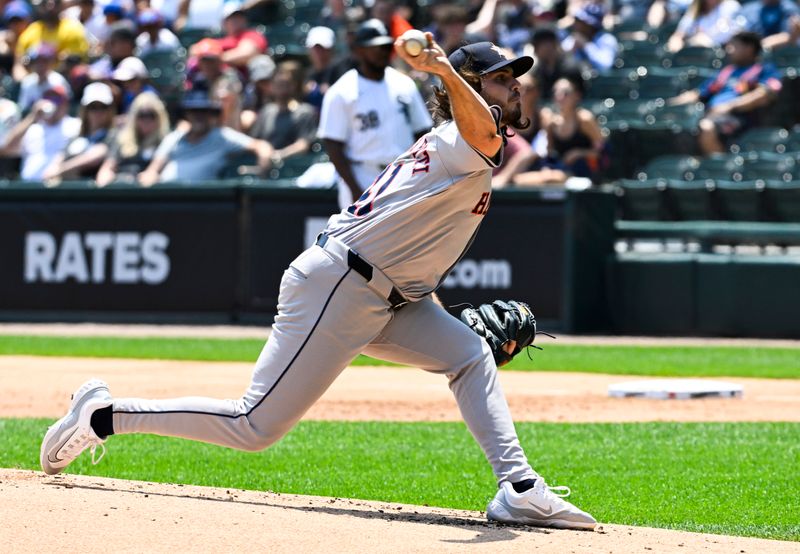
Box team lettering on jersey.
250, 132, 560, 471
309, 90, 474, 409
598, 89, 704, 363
409, 137, 430, 175
471, 192, 491, 215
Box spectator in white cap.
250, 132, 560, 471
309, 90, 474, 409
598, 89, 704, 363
305, 26, 337, 109
135, 8, 179, 55
217, 1, 267, 71
42, 81, 118, 181
112, 56, 157, 112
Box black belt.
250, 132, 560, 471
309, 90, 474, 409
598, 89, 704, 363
316, 234, 408, 310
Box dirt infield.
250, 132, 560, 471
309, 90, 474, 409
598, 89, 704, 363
4, 354, 800, 552
2, 356, 799, 422
3, 470, 798, 554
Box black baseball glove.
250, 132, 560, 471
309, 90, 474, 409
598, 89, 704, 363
460, 300, 537, 366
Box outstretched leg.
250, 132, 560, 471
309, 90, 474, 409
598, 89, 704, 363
41, 247, 393, 473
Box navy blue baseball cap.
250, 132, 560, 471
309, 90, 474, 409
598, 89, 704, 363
448, 42, 533, 77
354, 19, 395, 47
181, 88, 222, 111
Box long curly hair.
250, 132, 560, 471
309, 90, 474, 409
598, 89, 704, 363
117, 92, 170, 159
430, 60, 530, 131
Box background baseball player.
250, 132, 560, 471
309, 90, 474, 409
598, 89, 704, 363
318, 19, 432, 211
41, 34, 597, 530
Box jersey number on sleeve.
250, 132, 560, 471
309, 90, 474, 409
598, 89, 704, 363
347, 163, 403, 217
346, 138, 430, 217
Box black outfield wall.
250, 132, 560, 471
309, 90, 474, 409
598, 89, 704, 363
0, 184, 613, 331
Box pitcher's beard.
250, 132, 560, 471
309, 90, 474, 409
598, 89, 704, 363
502, 103, 522, 126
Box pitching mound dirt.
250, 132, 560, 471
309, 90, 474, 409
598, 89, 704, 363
2, 470, 797, 554
2, 356, 799, 422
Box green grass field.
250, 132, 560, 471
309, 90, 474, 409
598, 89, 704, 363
2, 419, 798, 541
1, 335, 798, 378
2, 336, 798, 541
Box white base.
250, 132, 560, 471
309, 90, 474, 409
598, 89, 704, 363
608, 379, 743, 400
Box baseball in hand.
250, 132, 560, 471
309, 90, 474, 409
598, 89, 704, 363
400, 29, 427, 57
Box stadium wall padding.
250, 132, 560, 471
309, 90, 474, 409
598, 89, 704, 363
0, 185, 614, 332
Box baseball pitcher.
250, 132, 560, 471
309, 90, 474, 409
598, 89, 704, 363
41, 36, 597, 530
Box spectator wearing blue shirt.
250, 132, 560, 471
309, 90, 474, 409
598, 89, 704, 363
561, 4, 619, 72
738, 0, 800, 39
668, 31, 783, 154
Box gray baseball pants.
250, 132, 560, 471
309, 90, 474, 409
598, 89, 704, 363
112, 240, 536, 484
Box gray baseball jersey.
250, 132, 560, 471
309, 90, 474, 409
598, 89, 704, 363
326, 119, 501, 299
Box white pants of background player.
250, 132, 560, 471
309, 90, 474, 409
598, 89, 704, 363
111, 243, 536, 485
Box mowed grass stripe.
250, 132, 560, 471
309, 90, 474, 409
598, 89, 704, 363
0, 335, 798, 378
2, 419, 798, 541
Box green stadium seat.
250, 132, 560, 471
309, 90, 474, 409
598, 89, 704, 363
732, 127, 800, 155
739, 156, 796, 181
273, 153, 323, 179
140, 49, 187, 100
695, 155, 744, 181
616, 179, 668, 220
667, 46, 725, 69
586, 71, 638, 99
177, 28, 220, 49
764, 180, 800, 222
650, 101, 704, 129
0, 74, 19, 102
265, 21, 309, 57
595, 99, 649, 128
639, 154, 699, 180
614, 40, 665, 69
765, 45, 800, 69
681, 66, 716, 88
601, 126, 634, 178
713, 180, 763, 221
666, 179, 713, 220
635, 72, 681, 99
612, 20, 648, 37
649, 20, 680, 43
291, 0, 326, 24
218, 150, 258, 179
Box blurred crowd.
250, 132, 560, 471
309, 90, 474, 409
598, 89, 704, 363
0, 0, 797, 192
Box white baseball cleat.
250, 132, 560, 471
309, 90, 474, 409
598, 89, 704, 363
486, 479, 598, 530
40, 379, 113, 475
